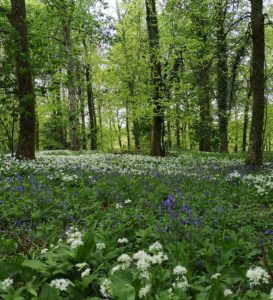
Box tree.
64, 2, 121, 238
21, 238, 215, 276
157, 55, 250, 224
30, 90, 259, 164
1, 0, 36, 159
145, 0, 165, 156
246, 0, 265, 166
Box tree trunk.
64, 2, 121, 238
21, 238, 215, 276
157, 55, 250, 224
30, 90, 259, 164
197, 66, 212, 152
79, 86, 87, 150
125, 101, 131, 151
83, 39, 97, 150
8, 0, 36, 159
246, 0, 265, 166
145, 0, 165, 156
216, 2, 229, 153
63, 15, 80, 151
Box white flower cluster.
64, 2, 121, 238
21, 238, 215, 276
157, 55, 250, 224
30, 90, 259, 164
96, 242, 106, 251
66, 227, 83, 249
223, 288, 233, 297
117, 237, 128, 244
49, 278, 71, 291
81, 268, 90, 278
139, 283, 151, 298
75, 262, 90, 278
100, 278, 112, 298
172, 265, 189, 291
1, 278, 13, 290
270, 288, 273, 300
227, 171, 241, 181
242, 174, 273, 196
246, 266, 270, 287
117, 253, 132, 269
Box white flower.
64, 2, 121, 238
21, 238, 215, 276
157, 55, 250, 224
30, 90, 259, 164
173, 265, 187, 276
100, 278, 112, 298
96, 242, 106, 251
149, 241, 163, 251
224, 289, 233, 297
172, 278, 189, 291
81, 268, 90, 278
1, 278, 13, 289
111, 265, 122, 274
168, 287, 174, 297
246, 266, 270, 287
270, 288, 273, 300
75, 262, 88, 270
117, 254, 132, 267
66, 227, 83, 249
124, 199, 132, 204
70, 239, 84, 249
49, 279, 71, 291
117, 237, 128, 244
133, 250, 151, 271
41, 248, 48, 254
139, 270, 150, 279
211, 273, 221, 280
139, 284, 151, 298
150, 252, 168, 264
116, 203, 123, 209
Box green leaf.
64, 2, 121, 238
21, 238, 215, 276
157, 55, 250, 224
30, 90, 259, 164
22, 260, 48, 274
113, 284, 135, 300
38, 284, 60, 300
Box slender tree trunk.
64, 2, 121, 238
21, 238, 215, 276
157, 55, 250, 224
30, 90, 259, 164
175, 104, 180, 148
83, 39, 97, 150
216, 2, 229, 153
8, 0, 36, 159
145, 0, 165, 156
98, 99, 103, 149
63, 17, 80, 151
197, 66, 212, 152
79, 86, 87, 150
125, 101, 131, 151
36, 117, 39, 151
246, 0, 265, 166
167, 117, 171, 149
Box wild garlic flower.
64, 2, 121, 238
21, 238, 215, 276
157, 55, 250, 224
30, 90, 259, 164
100, 278, 112, 298
75, 262, 88, 270
223, 289, 233, 297
246, 266, 270, 287
96, 242, 106, 251
133, 250, 151, 271
1, 278, 13, 289
149, 241, 163, 252
172, 278, 189, 291
150, 252, 168, 264
81, 268, 90, 278
173, 265, 187, 276
66, 227, 83, 249
124, 199, 132, 204
49, 279, 71, 291
117, 254, 132, 268
116, 203, 123, 209
211, 273, 221, 280
117, 237, 128, 244
41, 248, 48, 254
139, 284, 151, 298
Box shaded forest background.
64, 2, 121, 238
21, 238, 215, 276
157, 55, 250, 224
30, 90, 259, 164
0, 0, 272, 165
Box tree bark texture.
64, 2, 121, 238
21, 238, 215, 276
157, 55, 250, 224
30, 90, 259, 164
9, 0, 36, 159
246, 0, 265, 166
145, 0, 165, 156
